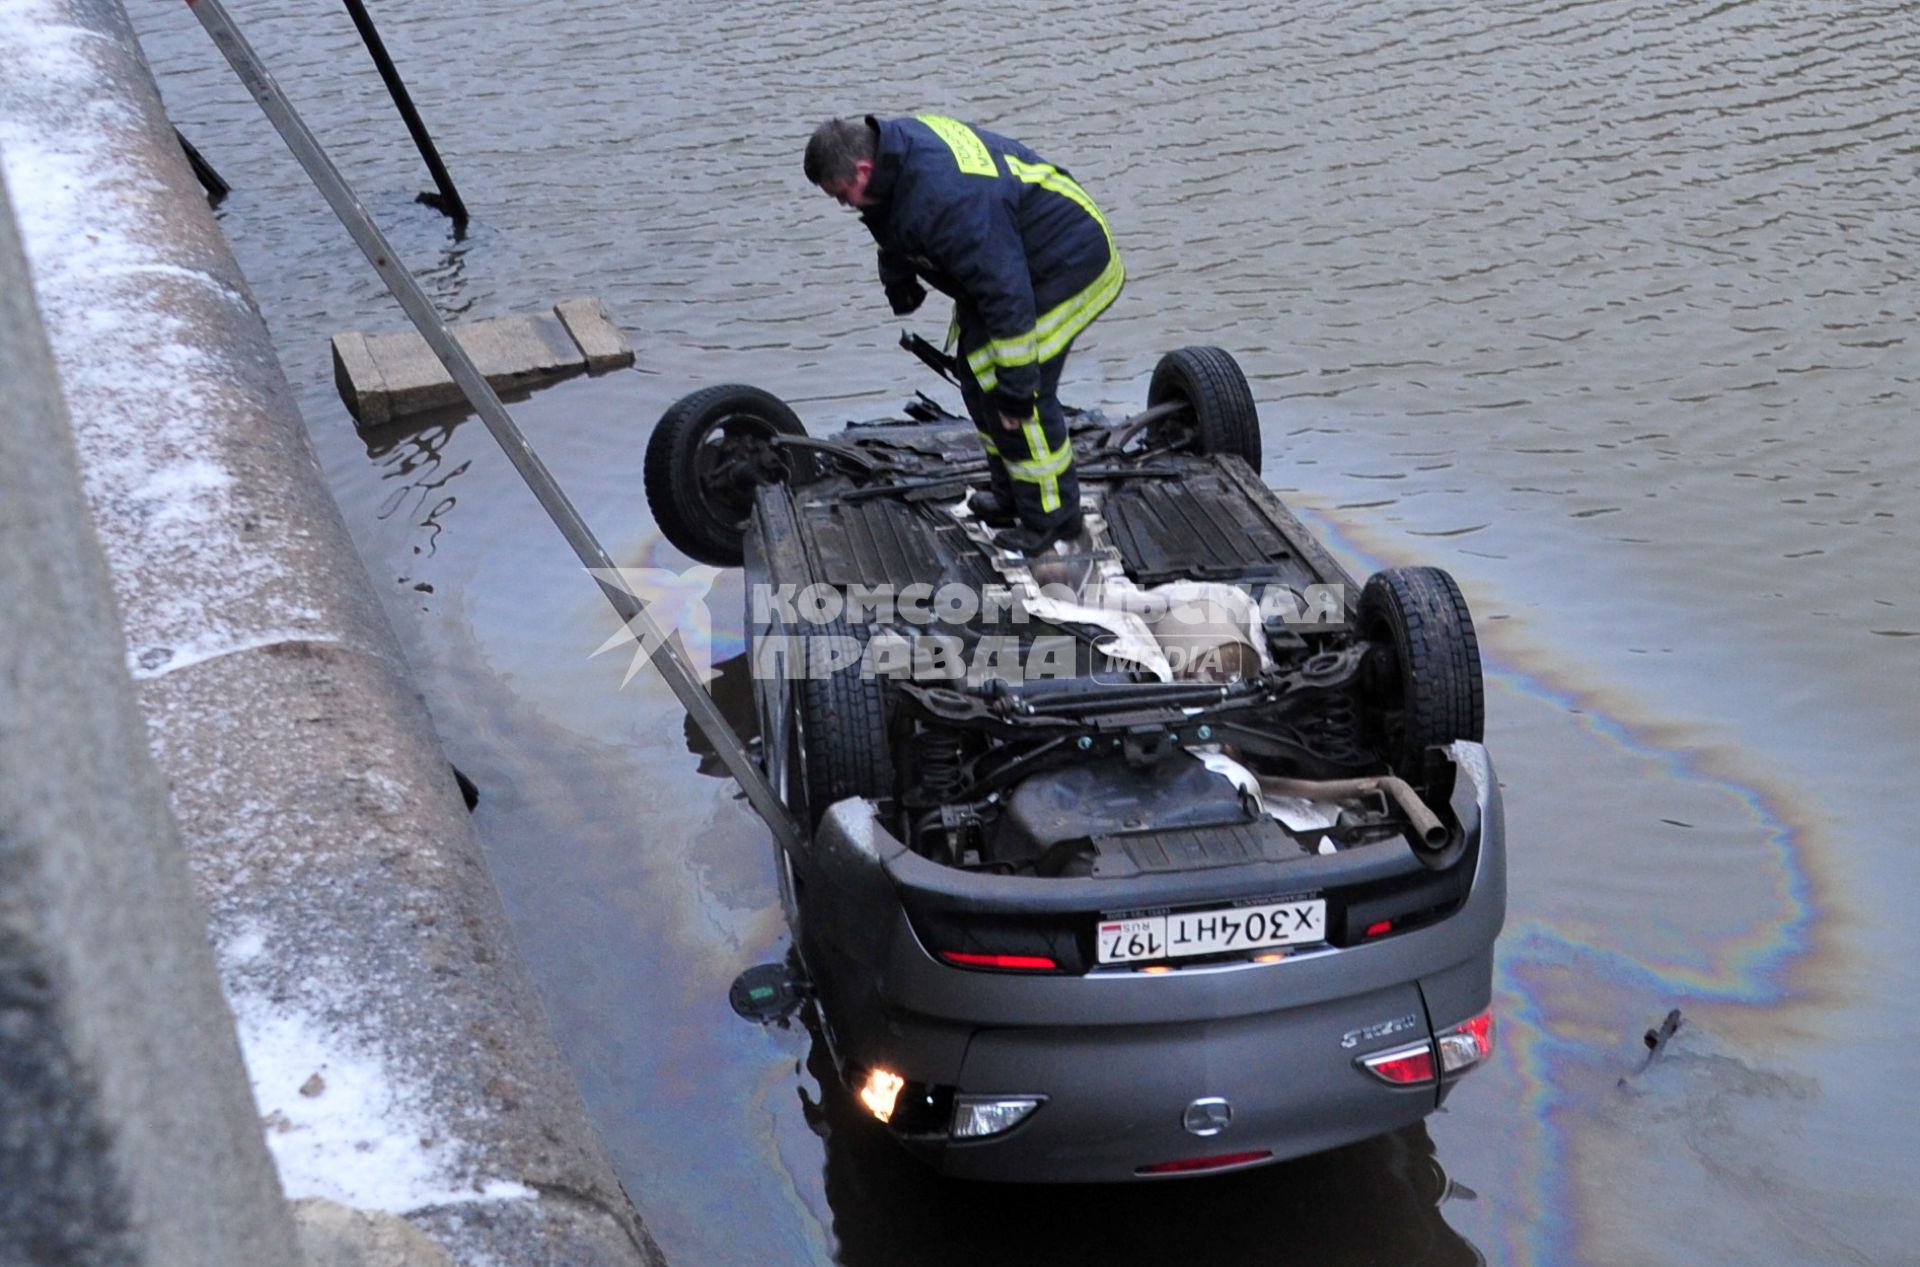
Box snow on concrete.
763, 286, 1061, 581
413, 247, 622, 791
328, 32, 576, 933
240, 1003, 533, 1213
2, 5, 535, 1221
220, 924, 533, 1214
129, 625, 337, 679
0, 1, 334, 681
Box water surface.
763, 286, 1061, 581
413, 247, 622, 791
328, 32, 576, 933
131, 1, 1920, 1261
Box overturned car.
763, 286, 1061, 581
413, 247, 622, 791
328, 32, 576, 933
644, 346, 1504, 1182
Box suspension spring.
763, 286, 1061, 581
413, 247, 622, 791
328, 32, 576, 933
912, 728, 966, 804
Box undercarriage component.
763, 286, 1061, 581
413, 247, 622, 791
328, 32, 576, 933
991, 755, 1256, 870
1258, 774, 1449, 850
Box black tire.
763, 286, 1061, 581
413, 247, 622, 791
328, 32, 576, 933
644, 384, 806, 566
794, 619, 892, 826
1146, 347, 1262, 473
1358, 567, 1484, 777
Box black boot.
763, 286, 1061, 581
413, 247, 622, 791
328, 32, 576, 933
968, 488, 1017, 526
992, 512, 1085, 555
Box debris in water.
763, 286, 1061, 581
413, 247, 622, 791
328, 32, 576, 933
1618, 1007, 1684, 1087
1645, 1009, 1684, 1052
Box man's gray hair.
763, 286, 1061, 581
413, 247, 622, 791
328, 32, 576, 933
804, 117, 876, 187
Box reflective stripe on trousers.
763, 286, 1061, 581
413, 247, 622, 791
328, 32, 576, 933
956, 343, 1079, 530
1006, 415, 1073, 514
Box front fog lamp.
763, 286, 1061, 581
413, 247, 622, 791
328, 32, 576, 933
952, 1095, 1046, 1139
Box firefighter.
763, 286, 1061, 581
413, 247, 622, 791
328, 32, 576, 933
805, 115, 1125, 553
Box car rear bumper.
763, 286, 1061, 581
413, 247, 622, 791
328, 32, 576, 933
916, 975, 1456, 1182
799, 742, 1505, 1182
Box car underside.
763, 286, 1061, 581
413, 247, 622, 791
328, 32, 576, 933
646, 347, 1505, 1181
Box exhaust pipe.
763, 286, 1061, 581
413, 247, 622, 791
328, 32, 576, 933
1259, 775, 1449, 849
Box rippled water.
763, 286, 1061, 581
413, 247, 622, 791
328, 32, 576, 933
131, 1, 1920, 1262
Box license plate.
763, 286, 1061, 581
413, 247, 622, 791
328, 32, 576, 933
1096, 898, 1326, 965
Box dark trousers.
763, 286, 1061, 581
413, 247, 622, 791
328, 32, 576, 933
956, 343, 1080, 532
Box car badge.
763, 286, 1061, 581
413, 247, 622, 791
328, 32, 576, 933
1183, 1096, 1232, 1136
1340, 1012, 1421, 1050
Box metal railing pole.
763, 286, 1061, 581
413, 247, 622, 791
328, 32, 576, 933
339, 0, 467, 225
184, 0, 804, 855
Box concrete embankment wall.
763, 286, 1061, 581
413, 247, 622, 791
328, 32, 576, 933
0, 2, 663, 1262
1, 152, 305, 1267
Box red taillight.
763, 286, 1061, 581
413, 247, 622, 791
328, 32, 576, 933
1136, 1149, 1273, 1176
1359, 1041, 1437, 1086
940, 952, 1059, 972
1365, 919, 1394, 938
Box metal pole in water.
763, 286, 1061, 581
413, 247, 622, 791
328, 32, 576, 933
184, 0, 805, 856
338, 0, 468, 226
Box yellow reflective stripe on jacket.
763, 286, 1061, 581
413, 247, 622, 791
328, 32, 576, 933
1004, 156, 1126, 362
983, 330, 1038, 369
1036, 250, 1123, 362
975, 429, 1000, 457
1004, 415, 1074, 514
964, 329, 1038, 388
916, 115, 997, 177
946, 149, 1124, 394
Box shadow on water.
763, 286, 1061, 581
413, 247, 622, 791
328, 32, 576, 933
682, 649, 760, 779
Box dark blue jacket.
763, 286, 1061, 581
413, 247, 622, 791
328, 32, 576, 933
860, 115, 1124, 411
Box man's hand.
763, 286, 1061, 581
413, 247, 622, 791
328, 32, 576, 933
991, 386, 1036, 431
886, 279, 926, 315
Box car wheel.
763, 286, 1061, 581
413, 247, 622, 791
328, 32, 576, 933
794, 618, 892, 826
1146, 346, 1262, 473
644, 384, 807, 566
1358, 566, 1484, 777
